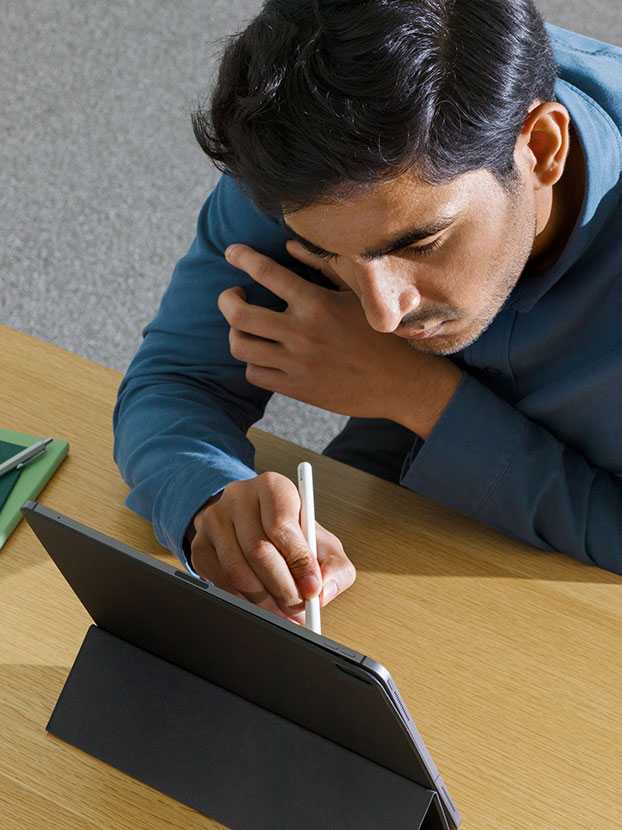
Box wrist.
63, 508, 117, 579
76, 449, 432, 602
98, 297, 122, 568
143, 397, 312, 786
183, 524, 197, 568
392, 356, 463, 439
184, 489, 224, 569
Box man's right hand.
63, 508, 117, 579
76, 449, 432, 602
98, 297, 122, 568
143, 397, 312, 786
189, 472, 356, 624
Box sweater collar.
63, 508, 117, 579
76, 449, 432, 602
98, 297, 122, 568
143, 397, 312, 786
506, 77, 622, 313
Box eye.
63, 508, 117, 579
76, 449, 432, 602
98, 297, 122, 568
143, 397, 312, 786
316, 237, 443, 261
314, 249, 338, 262
313, 236, 445, 262
407, 237, 444, 257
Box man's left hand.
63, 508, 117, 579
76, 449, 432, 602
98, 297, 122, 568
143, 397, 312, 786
219, 241, 463, 438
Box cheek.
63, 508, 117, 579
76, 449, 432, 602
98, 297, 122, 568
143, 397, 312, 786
422, 242, 484, 315
443, 222, 511, 312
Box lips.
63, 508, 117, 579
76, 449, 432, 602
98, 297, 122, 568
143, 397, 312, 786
398, 320, 447, 340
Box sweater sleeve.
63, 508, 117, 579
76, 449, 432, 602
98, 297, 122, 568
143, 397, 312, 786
400, 372, 622, 575
113, 173, 292, 569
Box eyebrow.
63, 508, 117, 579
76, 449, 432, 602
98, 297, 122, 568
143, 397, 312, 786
282, 213, 458, 262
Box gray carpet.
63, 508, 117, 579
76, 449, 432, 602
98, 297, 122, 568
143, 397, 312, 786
2, 1, 620, 452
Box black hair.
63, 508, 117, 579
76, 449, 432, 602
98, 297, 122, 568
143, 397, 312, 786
191, 0, 557, 216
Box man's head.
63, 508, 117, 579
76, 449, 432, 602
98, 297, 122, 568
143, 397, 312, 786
192, 0, 574, 355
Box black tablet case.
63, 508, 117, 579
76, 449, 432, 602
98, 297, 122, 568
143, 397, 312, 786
48, 625, 446, 829
24, 502, 452, 830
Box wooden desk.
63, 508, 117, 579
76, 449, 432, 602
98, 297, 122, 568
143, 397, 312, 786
1, 323, 621, 829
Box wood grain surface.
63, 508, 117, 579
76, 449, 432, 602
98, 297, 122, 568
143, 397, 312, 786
1, 324, 621, 829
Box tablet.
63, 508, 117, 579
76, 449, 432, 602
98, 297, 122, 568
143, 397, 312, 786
22, 500, 460, 829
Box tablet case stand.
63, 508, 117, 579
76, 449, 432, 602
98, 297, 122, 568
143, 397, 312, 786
47, 625, 448, 830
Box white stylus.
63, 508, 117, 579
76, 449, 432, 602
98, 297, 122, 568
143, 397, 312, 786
297, 461, 321, 634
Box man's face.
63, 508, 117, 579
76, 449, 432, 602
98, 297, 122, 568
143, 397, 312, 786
283, 162, 538, 356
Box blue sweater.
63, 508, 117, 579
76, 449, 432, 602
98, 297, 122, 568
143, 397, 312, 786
113, 24, 622, 575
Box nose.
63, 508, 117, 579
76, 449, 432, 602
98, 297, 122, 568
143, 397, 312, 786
357, 263, 422, 333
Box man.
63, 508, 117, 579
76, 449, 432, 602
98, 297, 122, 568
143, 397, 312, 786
113, 0, 622, 625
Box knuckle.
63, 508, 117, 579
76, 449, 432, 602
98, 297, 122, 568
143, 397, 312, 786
267, 518, 295, 545
285, 328, 305, 351
229, 329, 242, 358
194, 508, 214, 539
345, 560, 357, 586
286, 547, 312, 575
247, 538, 276, 566
199, 498, 224, 527
268, 521, 308, 562
307, 293, 328, 320
228, 307, 245, 329
258, 470, 281, 487
219, 289, 239, 318
225, 479, 244, 500
255, 259, 272, 282
193, 508, 207, 536
324, 528, 341, 546
221, 561, 253, 593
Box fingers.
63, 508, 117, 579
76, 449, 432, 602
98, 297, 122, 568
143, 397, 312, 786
191, 529, 305, 625
225, 244, 314, 304
202, 514, 268, 598
201, 497, 305, 617
315, 523, 357, 607
258, 473, 323, 600
218, 287, 286, 341
233, 518, 307, 616
246, 585, 305, 625
191, 475, 353, 626
229, 328, 285, 368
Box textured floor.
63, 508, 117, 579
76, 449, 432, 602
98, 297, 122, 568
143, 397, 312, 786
2, 1, 620, 451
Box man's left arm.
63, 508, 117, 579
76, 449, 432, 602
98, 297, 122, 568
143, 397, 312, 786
398, 370, 622, 576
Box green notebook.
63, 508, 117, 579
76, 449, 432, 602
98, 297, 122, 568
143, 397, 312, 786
0, 429, 69, 549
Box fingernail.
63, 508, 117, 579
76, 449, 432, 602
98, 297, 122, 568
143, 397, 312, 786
225, 244, 239, 261
299, 573, 321, 599
322, 580, 338, 603
286, 599, 305, 614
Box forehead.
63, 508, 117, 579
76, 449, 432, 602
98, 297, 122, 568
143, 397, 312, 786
284, 168, 484, 248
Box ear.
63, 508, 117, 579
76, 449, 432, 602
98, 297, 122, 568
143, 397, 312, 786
516, 100, 571, 190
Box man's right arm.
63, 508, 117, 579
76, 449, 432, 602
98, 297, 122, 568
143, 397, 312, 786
113, 173, 290, 571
